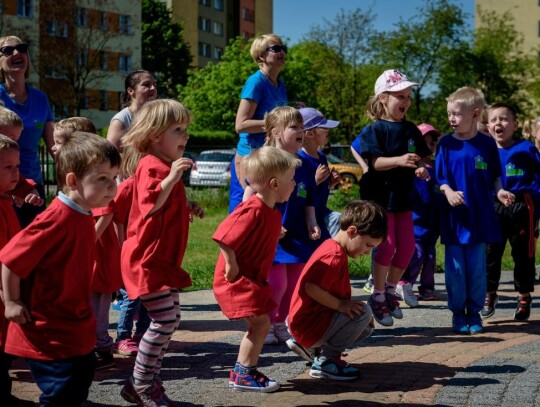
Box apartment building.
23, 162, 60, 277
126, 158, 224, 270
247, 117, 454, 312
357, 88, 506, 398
165, 0, 272, 68
0, 0, 141, 129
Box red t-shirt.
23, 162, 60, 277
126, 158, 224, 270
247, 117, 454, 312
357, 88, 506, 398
212, 195, 282, 319
288, 238, 352, 348
0, 197, 96, 360
0, 197, 21, 349
11, 175, 36, 198
113, 176, 133, 227
121, 155, 191, 299
92, 201, 122, 293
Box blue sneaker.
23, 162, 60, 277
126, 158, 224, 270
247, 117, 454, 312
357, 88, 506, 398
233, 370, 280, 393
309, 357, 360, 381
228, 370, 236, 388
452, 313, 469, 335
467, 312, 484, 334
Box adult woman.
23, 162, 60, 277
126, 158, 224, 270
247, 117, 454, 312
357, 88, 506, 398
106, 70, 157, 151
0, 36, 54, 226
229, 34, 288, 211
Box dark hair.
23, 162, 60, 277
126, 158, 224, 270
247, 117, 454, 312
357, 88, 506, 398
339, 200, 388, 240
121, 70, 154, 108
488, 102, 518, 121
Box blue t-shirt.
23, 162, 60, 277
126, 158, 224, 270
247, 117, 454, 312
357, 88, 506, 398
435, 132, 502, 245
237, 70, 287, 156
0, 84, 54, 184
410, 166, 443, 246
351, 119, 431, 212
497, 139, 540, 197
274, 157, 318, 264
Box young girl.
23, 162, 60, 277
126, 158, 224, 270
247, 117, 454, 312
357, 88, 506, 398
351, 69, 431, 327
119, 99, 203, 406
260, 106, 321, 344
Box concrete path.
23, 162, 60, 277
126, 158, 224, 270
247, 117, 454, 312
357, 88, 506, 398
10, 270, 540, 406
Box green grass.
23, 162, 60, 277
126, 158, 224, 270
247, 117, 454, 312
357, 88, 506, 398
183, 187, 540, 290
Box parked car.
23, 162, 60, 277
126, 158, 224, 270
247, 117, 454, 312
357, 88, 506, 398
189, 149, 236, 187
324, 145, 363, 191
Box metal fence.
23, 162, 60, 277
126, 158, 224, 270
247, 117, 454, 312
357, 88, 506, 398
38, 143, 56, 197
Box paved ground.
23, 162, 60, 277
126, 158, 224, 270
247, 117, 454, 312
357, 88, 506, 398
10, 270, 540, 406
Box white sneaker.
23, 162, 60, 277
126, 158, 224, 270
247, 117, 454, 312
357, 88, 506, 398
396, 282, 418, 308
273, 322, 290, 342
264, 326, 278, 345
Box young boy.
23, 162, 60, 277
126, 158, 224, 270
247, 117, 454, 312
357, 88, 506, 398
51, 116, 96, 155
0, 135, 34, 407
436, 87, 514, 335
0, 134, 121, 406
483, 102, 540, 321
213, 146, 300, 393
286, 200, 387, 381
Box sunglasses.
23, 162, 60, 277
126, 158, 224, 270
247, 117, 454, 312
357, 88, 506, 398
0, 43, 29, 56
266, 44, 288, 53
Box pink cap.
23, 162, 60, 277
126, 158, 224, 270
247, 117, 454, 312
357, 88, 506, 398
417, 123, 442, 137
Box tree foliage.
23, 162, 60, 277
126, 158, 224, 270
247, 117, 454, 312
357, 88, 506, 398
142, 0, 191, 97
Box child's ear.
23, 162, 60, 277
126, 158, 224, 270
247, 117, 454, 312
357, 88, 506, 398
269, 177, 278, 190
472, 108, 480, 120
346, 225, 357, 237
65, 172, 78, 190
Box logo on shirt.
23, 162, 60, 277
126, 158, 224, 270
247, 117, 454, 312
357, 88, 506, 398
297, 182, 307, 198
505, 163, 524, 177
408, 139, 416, 153
34, 120, 44, 129
474, 155, 488, 170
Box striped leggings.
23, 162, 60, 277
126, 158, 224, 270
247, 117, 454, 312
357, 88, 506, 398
133, 289, 180, 385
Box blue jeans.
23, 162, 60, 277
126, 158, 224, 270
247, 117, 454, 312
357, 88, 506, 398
26, 352, 95, 406
228, 157, 243, 213
444, 243, 486, 315
324, 210, 341, 238
116, 288, 150, 340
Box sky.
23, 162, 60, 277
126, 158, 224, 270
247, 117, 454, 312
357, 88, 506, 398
273, 0, 475, 45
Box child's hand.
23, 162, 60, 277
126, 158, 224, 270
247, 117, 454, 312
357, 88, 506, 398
397, 153, 420, 169
446, 190, 465, 207
279, 226, 287, 239
315, 164, 331, 185
337, 299, 367, 320
329, 169, 341, 189
5, 299, 31, 324
168, 157, 193, 183
24, 189, 44, 207
497, 189, 515, 207
224, 262, 240, 282
415, 167, 430, 180
187, 201, 205, 222
309, 225, 321, 240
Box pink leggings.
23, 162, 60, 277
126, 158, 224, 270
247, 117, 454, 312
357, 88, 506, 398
374, 211, 415, 270
267, 263, 304, 324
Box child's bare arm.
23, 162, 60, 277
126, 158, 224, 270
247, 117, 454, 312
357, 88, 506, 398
1, 264, 31, 324
305, 206, 321, 240
493, 177, 515, 207
95, 213, 114, 241
305, 282, 367, 319
217, 242, 240, 282
149, 157, 193, 215
373, 153, 420, 171
440, 184, 465, 206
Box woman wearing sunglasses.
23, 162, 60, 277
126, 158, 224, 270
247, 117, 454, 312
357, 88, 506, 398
0, 36, 54, 227
229, 33, 289, 212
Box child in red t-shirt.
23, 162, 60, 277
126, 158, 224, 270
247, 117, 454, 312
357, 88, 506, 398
287, 200, 387, 381
213, 146, 300, 393
1, 134, 121, 406
119, 99, 203, 406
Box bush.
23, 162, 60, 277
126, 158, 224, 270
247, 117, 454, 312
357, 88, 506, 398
327, 184, 360, 212
185, 186, 229, 211
187, 130, 236, 152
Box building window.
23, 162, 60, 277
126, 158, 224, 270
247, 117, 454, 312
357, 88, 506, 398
99, 51, 108, 70
119, 54, 131, 72
199, 0, 210, 6
199, 17, 210, 32
213, 21, 223, 36
100, 90, 108, 111
76, 8, 88, 27
119, 15, 132, 34
241, 8, 254, 22
17, 0, 32, 17
45, 21, 57, 36
100, 12, 108, 31
198, 42, 211, 58
214, 47, 223, 60
214, 0, 223, 11
80, 91, 88, 110
77, 50, 88, 67
60, 22, 68, 38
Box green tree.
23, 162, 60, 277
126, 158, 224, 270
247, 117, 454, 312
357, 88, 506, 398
178, 37, 254, 133
142, 0, 191, 97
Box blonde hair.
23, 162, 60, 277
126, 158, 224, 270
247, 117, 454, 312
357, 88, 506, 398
446, 87, 486, 111
522, 117, 540, 141
264, 106, 303, 147
365, 94, 388, 121
0, 134, 19, 152
54, 117, 96, 134
0, 36, 30, 82
56, 132, 121, 192
250, 33, 283, 65
0, 107, 23, 128
244, 146, 300, 185
119, 144, 142, 179
122, 99, 191, 153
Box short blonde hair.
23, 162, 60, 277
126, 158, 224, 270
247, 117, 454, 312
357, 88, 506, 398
0, 134, 19, 152
365, 94, 388, 121
446, 87, 486, 111
243, 146, 300, 185
264, 106, 303, 147
250, 33, 283, 65
0, 107, 23, 128
0, 36, 30, 82
56, 132, 121, 192
522, 117, 540, 140
122, 99, 191, 153
54, 117, 96, 134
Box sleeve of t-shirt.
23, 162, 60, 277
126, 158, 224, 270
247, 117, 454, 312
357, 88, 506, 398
113, 177, 133, 225
358, 124, 386, 158
212, 205, 258, 252
435, 141, 450, 187
240, 74, 264, 104
93, 200, 116, 217
11, 175, 36, 198
137, 162, 165, 219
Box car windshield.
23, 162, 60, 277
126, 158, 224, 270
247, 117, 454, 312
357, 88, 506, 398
326, 154, 345, 164
198, 152, 234, 162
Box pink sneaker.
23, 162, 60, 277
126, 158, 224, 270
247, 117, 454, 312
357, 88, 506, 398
114, 338, 139, 356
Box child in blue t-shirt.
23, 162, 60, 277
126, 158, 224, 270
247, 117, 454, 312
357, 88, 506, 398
436, 88, 514, 335
482, 103, 540, 322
